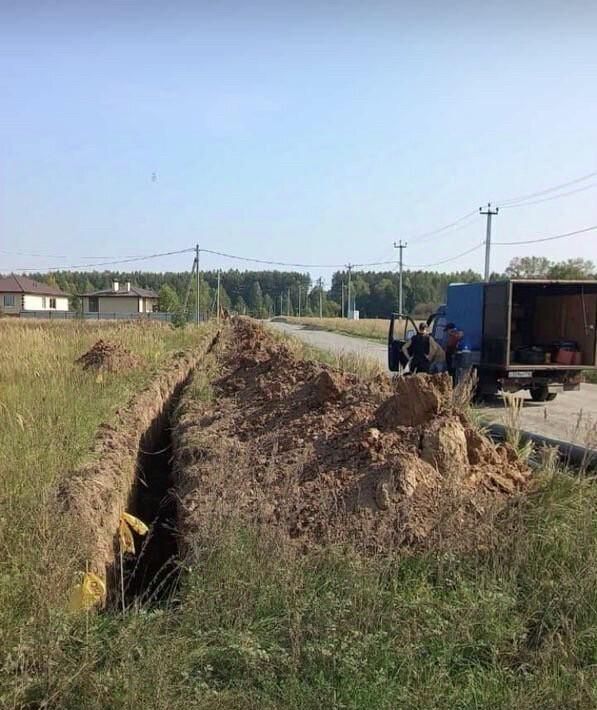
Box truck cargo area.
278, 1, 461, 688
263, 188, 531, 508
483, 281, 597, 369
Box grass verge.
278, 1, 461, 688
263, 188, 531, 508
1, 319, 596, 708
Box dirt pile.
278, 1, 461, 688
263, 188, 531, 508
76, 339, 141, 372
174, 319, 531, 554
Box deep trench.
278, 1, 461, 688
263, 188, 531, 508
108, 402, 181, 609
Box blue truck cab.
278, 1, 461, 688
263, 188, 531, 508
389, 280, 597, 401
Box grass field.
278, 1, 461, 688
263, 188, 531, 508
1, 319, 596, 708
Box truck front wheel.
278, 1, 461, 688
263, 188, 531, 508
530, 384, 556, 402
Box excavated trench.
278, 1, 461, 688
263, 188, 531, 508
100, 391, 183, 610
59, 336, 219, 613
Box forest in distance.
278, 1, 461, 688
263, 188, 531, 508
17, 256, 596, 319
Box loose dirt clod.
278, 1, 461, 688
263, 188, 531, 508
76, 339, 141, 372
174, 320, 531, 556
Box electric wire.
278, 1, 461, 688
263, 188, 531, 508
403, 209, 479, 242
17, 247, 195, 272
498, 169, 597, 206
493, 224, 597, 246
404, 242, 485, 268
199, 247, 345, 269
500, 181, 597, 209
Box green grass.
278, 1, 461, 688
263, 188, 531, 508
1, 319, 597, 708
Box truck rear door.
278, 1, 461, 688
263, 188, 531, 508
482, 282, 511, 367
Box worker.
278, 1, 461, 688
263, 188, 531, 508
444, 322, 464, 376
402, 322, 433, 374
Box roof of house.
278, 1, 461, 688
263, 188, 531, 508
83, 286, 159, 298
0, 274, 68, 296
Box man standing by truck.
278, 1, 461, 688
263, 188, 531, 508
402, 322, 433, 373
444, 323, 464, 376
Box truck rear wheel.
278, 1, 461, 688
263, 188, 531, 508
530, 384, 551, 402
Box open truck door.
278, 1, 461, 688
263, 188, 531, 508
388, 313, 419, 372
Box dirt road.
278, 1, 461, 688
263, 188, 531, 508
270, 321, 597, 446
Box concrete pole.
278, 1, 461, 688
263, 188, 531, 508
195, 244, 200, 325
393, 240, 407, 314
480, 203, 499, 281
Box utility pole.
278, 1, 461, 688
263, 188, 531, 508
341, 281, 345, 318
279, 292, 283, 316
393, 240, 407, 314
318, 277, 323, 318
480, 202, 499, 281
287, 287, 291, 316
298, 283, 301, 317
347, 264, 353, 319
195, 244, 200, 325
216, 270, 221, 322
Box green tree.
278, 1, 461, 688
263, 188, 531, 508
548, 258, 595, 279
263, 293, 274, 317
234, 296, 248, 315
248, 281, 264, 316
158, 284, 180, 312
505, 256, 551, 279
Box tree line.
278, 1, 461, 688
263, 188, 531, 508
19, 255, 595, 319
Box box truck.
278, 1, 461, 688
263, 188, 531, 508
388, 280, 597, 400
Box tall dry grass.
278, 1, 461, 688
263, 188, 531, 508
0, 319, 211, 706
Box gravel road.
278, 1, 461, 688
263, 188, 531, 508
269, 321, 597, 446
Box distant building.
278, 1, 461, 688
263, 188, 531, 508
0, 274, 69, 314
82, 281, 159, 315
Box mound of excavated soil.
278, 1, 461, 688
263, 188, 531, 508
173, 319, 530, 554
76, 339, 141, 373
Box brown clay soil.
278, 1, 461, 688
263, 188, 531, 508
174, 319, 531, 554
76, 339, 141, 372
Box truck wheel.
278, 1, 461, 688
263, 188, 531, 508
530, 384, 549, 402
546, 392, 557, 401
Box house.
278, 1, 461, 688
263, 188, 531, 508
0, 274, 69, 314
82, 281, 159, 314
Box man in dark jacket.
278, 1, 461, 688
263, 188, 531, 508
402, 322, 432, 373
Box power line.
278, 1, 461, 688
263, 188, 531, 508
493, 224, 597, 246
404, 242, 485, 268
498, 169, 597, 206
403, 210, 479, 243
17, 247, 195, 272
0, 249, 154, 259
199, 247, 345, 269
500, 181, 597, 210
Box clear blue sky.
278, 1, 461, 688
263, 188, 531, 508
1, 0, 596, 282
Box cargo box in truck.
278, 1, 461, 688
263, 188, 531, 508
388, 280, 597, 401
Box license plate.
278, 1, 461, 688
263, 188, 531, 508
508, 371, 529, 378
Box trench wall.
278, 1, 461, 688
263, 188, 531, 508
57, 330, 219, 588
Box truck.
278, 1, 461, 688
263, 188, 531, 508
388, 279, 597, 401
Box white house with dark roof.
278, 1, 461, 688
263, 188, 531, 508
82, 281, 158, 314
0, 274, 69, 314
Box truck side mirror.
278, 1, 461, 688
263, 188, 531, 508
405, 329, 415, 340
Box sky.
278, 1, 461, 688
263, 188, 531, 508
1, 0, 596, 283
